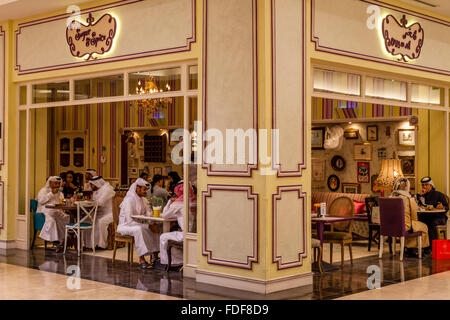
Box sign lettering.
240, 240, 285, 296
382, 14, 424, 62
66, 13, 117, 61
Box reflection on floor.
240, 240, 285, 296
0, 262, 180, 300
2, 243, 449, 300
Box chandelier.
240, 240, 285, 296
135, 76, 172, 117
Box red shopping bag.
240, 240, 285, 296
432, 240, 450, 260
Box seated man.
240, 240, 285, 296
83, 176, 115, 250
83, 169, 97, 191
117, 178, 159, 269
159, 183, 194, 267
417, 176, 449, 249
37, 176, 70, 253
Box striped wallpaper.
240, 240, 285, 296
312, 98, 418, 121
52, 80, 189, 179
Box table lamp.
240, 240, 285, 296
374, 159, 404, 197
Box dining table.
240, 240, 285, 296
131, 215, 177, 233
417, 208, 447, 214
45, 204, 79, 223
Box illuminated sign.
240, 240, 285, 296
66, 13, 117, 61
381, 14, 424, 62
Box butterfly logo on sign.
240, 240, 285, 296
381, 14, 424, 62
66, 13, 117, 61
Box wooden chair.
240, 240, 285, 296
166, 240, 183, 272
111, 194, 135, 265
323, 196, 355, 267
312, 238, 323, 273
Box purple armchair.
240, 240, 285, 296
378, 198, 423, 261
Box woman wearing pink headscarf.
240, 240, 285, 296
159, 182, 195, 266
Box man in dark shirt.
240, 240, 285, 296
417, 176, 449, 251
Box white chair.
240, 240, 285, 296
64, 200, 98, 257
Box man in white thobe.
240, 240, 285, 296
117, 178, 160, 269
83, 169, 97, 191
159, 183, 194, 267
83, 176, 115, 250
37, 176, 70, 253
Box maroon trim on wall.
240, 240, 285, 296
272, 185, 308, 270
202, 184, 259, 270
310, 0, 450, 76
0, 26, 5, 173
202, 0, 259, 177
271, 0, 307, 178
15, 0, 197, 75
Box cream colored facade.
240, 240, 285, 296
0, 0, 449, 294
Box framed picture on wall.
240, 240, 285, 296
130, 168, 138, 176
327, 175, 340, 192
344, 128, 359, 139
312, 127, 325, 149
164, 166, 172, 176
354, 143, 372, 161
154, 167, 163, 175
312, 159, 325, 181
357, 162, 370, 183
398, 129, 415, 146
399, 156, 415, 176
138, 139, 145, 149
367, 125, 378, 141
342, 183, 361, 194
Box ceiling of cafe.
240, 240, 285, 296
0, 0, 92, 21
0, 0, 448, 26
395, 0, 450, 19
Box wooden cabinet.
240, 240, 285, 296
144, 134, 167, 163
57, 131, 87, 174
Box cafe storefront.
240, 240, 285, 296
0, 0, 449, 295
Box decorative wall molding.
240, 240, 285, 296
271, 0, 307, 177
202, 185, 259, 270
311, 0, 450, 76
196, 269, 313, 294
0, 240, 15, 251
272, 185, 307, 270
15, 0, 196, 75
202, 0, 258, 177
0, 26, 4, 172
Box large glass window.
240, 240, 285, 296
129, 67, 182, 96
75, 74, 124, 100
32, 82, 70, 104
411, 84, 444, 106
365, 76, 407, 101
189, 65, 198, 90
313, 68, 361, 96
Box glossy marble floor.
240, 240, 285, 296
2, 241, 448, 300
0, 262, 179, 300
339, 270, 450, 300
